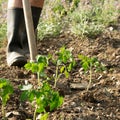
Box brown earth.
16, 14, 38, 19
0, 20, 120, 120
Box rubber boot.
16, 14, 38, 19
7, 7, 42, 67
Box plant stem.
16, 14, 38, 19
33, 106, 37, 120
37, 72, 40, 86
37, 72, 42, 87
2, 105, 6, 120
87, 64, 92, 91
54, 65, 59, 88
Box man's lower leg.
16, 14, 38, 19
7, 0, 44, 67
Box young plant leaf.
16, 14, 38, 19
64, 70, 69, 78
39, 113, 49, 120
60, 66, 65, 73
0, 78, 13, 106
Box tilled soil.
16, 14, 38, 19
0, 26, 120, 120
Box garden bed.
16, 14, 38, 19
0, 28, 120, 119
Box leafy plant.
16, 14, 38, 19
78, 54, 106, 91
38, 0, 119, 39
52, 46, 76, 88
70, 0, 80, 12
69, 0, 118, 38
52, 0, 66, 16
37, 0, 64, 40
0, 78, 13, 120
69, 4, 104, 38
24, 55, 49, 86
38, 19, 62, 40
91, 0, 119, 26
23, 54, 64, 120
20, 82, 64, 120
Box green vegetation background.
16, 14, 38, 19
0, 0, 119, 46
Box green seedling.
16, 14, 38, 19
23, 54, 64, 119
78, 54, 105, 91
0, 78, 13, 120
20, 82, 64, 120
52, 46, 76, 88
24, 55, 49, 86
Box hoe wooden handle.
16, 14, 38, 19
22, 0, 37, 62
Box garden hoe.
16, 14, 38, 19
22, 0, 37, 62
